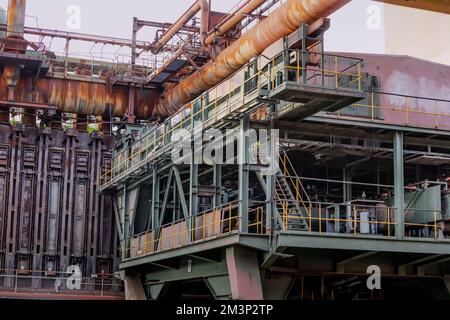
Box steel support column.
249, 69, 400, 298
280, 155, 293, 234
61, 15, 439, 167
150, 166, 160, 231
238, 116, 250, 233
394, 131, 405, 239
124, 274, 147, 300
189, 160, 199, 217
266, 105, 277, 232
213, 164, 222, 207
226, 246, 263, 300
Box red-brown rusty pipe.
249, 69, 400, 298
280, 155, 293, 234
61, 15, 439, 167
204, 0, 266, 46
199, 0, 210, 46
6, 0, 26, 38
157, 0, 350, 118
152, 0, 209, 54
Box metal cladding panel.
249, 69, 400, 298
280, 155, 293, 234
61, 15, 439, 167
0, 74, 160, 119
47, 179, 60, 255
333, 52, 450, 130
0, 171, 7, 251
73, 179, 87, 257
0, 125, 120, 292
18, 174, 34, 253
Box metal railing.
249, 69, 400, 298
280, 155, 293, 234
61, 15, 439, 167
120, 198, 445, 261
100, 50, 364, 189
121, 201, 266, 260
279, 150, 312, 219
331, 91, 450, 130
0, 268, 123, 296
277, 200, 445, 240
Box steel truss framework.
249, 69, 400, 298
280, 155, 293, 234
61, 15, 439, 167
106, 35, 450, 299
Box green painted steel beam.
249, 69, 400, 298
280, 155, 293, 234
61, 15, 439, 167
394, 131, 405, 239
307, 115, 450, 137
277, 233, 450, 255
119, 234, 270, 270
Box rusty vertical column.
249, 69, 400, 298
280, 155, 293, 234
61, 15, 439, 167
3, 0, 28, 126
127, 87, 136, 124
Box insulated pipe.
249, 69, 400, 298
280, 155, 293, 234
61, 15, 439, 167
204, 0, 266, 46
151, 0, 209, 54
157, 0, 350, 118
6, 0, 26, 38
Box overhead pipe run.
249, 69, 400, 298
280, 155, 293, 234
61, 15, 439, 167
204, 0, 266, 46
151, 0, 210, 54
157, 0, 351, 118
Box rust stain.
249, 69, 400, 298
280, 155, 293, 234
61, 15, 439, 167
1, 75, 159, 118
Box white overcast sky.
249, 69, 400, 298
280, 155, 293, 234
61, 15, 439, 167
0, 0, 386, 58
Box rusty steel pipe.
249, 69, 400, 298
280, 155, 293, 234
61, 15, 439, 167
157, 0, 350, 118
204, 0, 266, 46
152, 0, 209, 54
199, 0, 210, 46
6, 0, 26, 38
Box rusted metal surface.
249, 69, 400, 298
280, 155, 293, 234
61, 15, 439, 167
3, 0, 27, 53
151, 0, 207, 54
199, 0, 210, 45
0, 75, 159, 118
158, 0, 351, 118
6, 0, 26, 38
203, 0, 266, 46
0, 124, 121, 292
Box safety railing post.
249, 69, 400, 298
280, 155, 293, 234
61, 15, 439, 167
335, 56, 339, 89
319, 203, 322, 234
435, 100, 439, 129
387, 207, 391, 239
14, 270, 18, 293
434, 211, 437, 240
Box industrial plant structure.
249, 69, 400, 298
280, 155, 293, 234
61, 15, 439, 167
0, 0, 449, 300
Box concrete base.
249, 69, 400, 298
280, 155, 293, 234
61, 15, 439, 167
226, 246, 264, 300
125, 274, 147, 300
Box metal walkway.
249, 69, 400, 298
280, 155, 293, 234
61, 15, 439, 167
100, 50, 365, 191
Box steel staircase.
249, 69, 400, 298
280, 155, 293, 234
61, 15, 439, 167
275, 174, 310, 231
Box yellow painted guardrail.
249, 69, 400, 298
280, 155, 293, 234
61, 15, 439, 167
100, 50, 364, 188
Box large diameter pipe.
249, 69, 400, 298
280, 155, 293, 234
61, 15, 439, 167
204, 0, 266, 46
6, 0, 26, 38
158, 0, 350, 117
